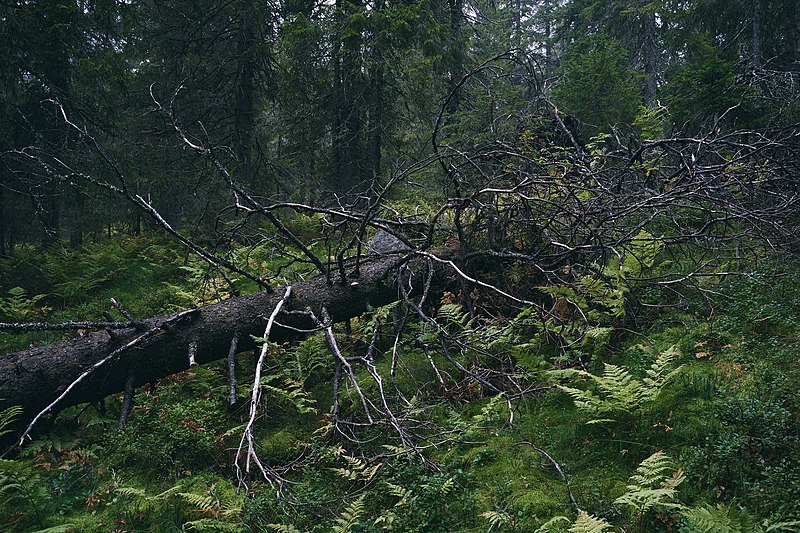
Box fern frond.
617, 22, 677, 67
765, 520, 800, 532
385, 482, 413, 505
642, 345, 683, 401
557, 384, 606, 415
481, 510, 513, 529
621, 230, 662, 276
152, 484, 183, 500
115, 486, 147, 498
440, 476, 455, 496
381, 444, 408, 455
614, 452, 684, 514
422, 476, 455, 496
329, 455, 381, 481
179, 491, 216, 513
436, 303, 470, 328
258, 375, 317, 414
219, 500, 244, 518
534, 515, 571, 532
625, 451, 677, 490
0, 405, 22, 437
372, 300, 401, 323
682, 503, 757, 533
569, 510, 614, 532
332, 495, 366, 533
554, 347, 681, 423
29, 526, 78, 533
614, 488, 682, 513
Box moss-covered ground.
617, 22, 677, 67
1, 238, 799, 532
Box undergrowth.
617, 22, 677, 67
1, 239, 799, 531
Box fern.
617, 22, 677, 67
620, 230, 662, 277
614, 451, 684, 532
626, 452, 678, 489
481, 509, 514, 529
641, 345, 683, 399
114, 486, 147, 498
0, 457, 49, 527
115, 483, 183, 514
0, 405, 22, 437
682, 503, 757, 533
534, 515, 572, 532
180, 483, 243, 526
179, 491, 217, 513
0, 286, 50, 321
332, 495, 366, 533
764, 520, 800, 532
569, 510, 614, 532
384, 482, 413, 506
553, 346, 683, 423
329, 453, 382, 481
436, 303, 472, 329
537, 231, 661, 326
422, 476, 455, 497
182, 518, 243, 532
28, 526, 78, 533
259, 374, 317, 414
371, 300, 401, 323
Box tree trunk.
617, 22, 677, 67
0, 179, 5, 257
40, 190, 61, 248
366, 52, 384, 190
753, 0, 763, 68
233, 0, 256, 184
446, 0, 465, 114
0, 250, 446, 444
332, 0, 364, 193
642, 10, 658, 108
68, 188, 84, 248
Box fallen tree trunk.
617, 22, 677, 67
0, 251, 434, 439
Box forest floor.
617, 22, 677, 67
1, 236, 799, 532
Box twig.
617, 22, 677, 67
227, 333, 239, 407
0, 320, 139, 331
517, 440, 579, 511
110, 298, 134, 321
235, 285, 292, 491
187, 339, 198, 367
118, 370, 136, 429
312, 307, 374, 424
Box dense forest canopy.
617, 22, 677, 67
1, 0, 800, 531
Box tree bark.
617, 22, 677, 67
233, 0, 256, 184
0, 179, 5, 257
642, 10, 658, 108
753, 0, 763, 68
366, 51, 384, 190
0, 250, 440, 440
332, 0, 364, 193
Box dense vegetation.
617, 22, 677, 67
1, 0, 800, 531
2, 236, 799, 531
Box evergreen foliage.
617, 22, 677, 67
1, 0, 800, 530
